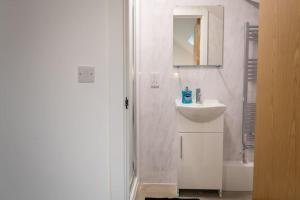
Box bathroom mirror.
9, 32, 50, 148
173, 6, 224, 67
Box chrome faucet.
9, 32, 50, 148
196, 88, 202, 104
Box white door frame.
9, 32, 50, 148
133, 0, 141, 182
127, 0, 135, 188
109, 0, 141, 199
108, 0, 129, 199
127, 0, 140, 198
129, 0, 141, 198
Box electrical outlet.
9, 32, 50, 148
151, 72, 159, 88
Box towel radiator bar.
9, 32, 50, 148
242, 22, 259, 163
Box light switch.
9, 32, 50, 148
151, 72, 159, 88
78, 66, 95, 83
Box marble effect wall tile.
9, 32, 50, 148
139, 0, 259, 184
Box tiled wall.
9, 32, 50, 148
139, 0, 259, 183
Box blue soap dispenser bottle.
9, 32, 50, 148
182, 86, 192, 104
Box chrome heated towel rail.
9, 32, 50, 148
242, 22, 259, 163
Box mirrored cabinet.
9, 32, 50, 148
173, 6, 224, 67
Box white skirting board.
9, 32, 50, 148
223, 161, 253, 191
138, 161, 253, 196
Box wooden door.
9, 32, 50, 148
253, 0, 300, 199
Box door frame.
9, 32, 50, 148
108, 0, 130, 199
110, 0, 139, 199
127, 0, 140, 198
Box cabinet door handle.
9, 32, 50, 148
180, 136, 183, 159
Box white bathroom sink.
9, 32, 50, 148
176, 99, 226, 122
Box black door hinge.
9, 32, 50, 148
125, 97, 129, 109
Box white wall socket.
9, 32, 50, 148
151, 72, 160, 88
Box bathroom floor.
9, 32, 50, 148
136, 187, 252, 200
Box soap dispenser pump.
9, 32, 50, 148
182, 86, 192, 104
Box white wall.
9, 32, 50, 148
0, 0, 125, 200
138, 0, 258, 184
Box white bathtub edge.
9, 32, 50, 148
223, 161, 253, 191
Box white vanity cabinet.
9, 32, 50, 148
179, 132, 223, 190
176, 100, 225, 195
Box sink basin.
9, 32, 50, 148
176, 99, 226, 122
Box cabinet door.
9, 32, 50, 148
178, 133, 223, 189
